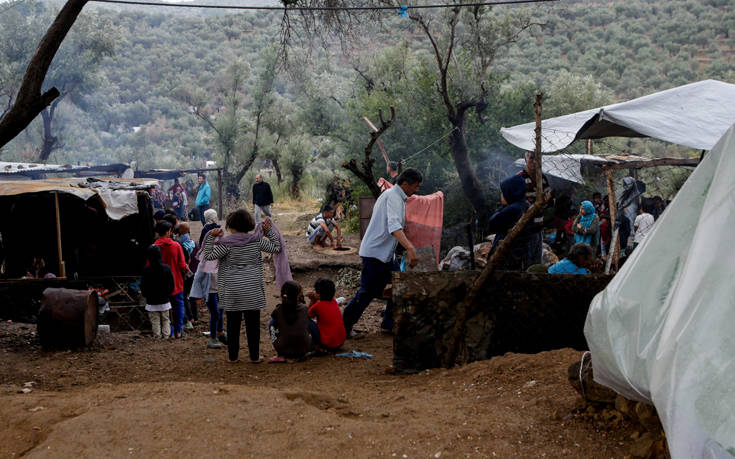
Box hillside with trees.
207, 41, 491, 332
0, 0, 732, 211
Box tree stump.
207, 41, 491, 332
38, 288, 98, 349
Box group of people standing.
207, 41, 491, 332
140, 169, 357, 363
488, 151, 664, 275
151, 173, 213, 225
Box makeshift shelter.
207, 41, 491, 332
584, 123, 735, 457
500, 80, 735, 153
0, 177, 157, 280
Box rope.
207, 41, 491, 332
579, 350, 591, 401
401, 126, 458, 164
90, 0, 558, 11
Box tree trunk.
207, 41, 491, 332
0, 0, 88, 151
449, 119, 491, 221
272, 157, 283, 184
39, 103, 59, 161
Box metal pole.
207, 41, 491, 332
54, 191, 66, 278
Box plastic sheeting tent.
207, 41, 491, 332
500, 80, 735, 152
584, 124, 735, 458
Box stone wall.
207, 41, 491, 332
392, 271, 612, 372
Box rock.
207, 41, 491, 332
629, 432, 656, 458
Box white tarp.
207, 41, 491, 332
0, 178, 156, 220
511, 154, 605, 184
584, 124, 735, 458
501, 80, 735, 153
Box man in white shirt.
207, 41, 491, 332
633, 202, 656, 249
342, 168, 422, 336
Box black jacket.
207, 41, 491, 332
252, 181, 274, 207
141, 245, 175, 305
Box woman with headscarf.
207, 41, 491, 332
199, 208, 220, 246
572, 200, 600, 253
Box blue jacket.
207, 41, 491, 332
548, 258, 589, 274
196, 182, 211, 206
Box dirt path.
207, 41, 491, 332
0, 206, 637, 457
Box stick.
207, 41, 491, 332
604, 168, 619, 270
533, 93, 544, 203
54, 191, 66, 278
363, 116, 390, 164
443, 193, 549, 367
604, 228, 619, 274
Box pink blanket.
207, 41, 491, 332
378, 178, 444, 262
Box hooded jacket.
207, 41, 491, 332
141, 245, 175, 305
487, 175, 534, 270
153, 237, 188, 295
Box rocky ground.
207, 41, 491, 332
0, 207, 642, 458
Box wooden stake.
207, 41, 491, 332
53, 191, 66, 278
533, 93, 544, 202
443, 93, 547, 368
604, 168, 619, 271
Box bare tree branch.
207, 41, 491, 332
0, 0, 88, 151
343, 106, 396, 198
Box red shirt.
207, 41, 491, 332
308, 299, 346, 349
153, 238, 188, 295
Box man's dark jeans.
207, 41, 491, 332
342, 256, 399, 335
198, 204, 209, 225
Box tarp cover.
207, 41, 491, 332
501, 80, 735, 152
584, 124, 735, 458
0, 178, 157, 220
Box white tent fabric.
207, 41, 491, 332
584, 124, 735, 458
511, 154, 606, 184
501, 80, 735, 153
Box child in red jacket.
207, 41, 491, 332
306, 278, 346, 351
153, 220, 191, 338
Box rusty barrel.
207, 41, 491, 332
38, 288, 98, 349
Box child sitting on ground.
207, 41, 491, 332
268, 281, 311, 363
141, 245, 174, 338
548, 242, 595, 275
306, 278, 346, 352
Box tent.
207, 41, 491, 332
500, 80, 735, 152
584, 123, 735, 458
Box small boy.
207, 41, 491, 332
141, 245, 174, 338
548, 242, 595, 274
306, 278, 346, 351
633, 202, 655, 249
176, 222, 195, 257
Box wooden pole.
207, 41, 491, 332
533, 93, 544, 202
443, 93, 547, 368
604, 168, 619, 271
53, 191, 66, 278
604, 228, 619, 274
217, 168, 223, 217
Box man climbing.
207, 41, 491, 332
252, 174, 274, 225
342, 168, 422, 336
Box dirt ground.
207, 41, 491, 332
0, 207, 638, 458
